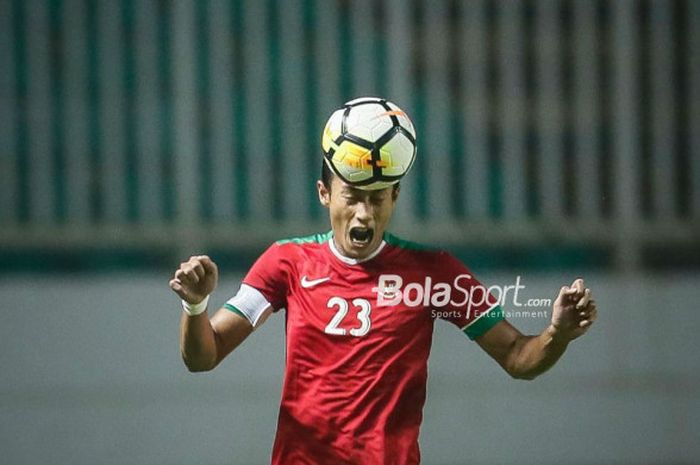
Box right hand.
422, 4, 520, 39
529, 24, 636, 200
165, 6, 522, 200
169, 255, 219, 304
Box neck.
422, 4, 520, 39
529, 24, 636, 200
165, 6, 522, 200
329, 235, 386, 265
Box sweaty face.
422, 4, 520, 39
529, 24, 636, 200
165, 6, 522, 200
318, 176, 398, 260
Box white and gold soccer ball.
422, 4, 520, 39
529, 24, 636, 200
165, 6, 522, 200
321, 97, 417, 190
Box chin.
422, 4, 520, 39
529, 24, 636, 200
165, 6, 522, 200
343, 245, 366, 258
348, 239, 379, 258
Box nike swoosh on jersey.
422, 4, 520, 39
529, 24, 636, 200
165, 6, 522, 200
300, 276, 331, 288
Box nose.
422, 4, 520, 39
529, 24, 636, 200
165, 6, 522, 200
354, 199, 373, 222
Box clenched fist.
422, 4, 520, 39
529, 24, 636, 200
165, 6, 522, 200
550, 278, 597, 341
169, 255, 219, 305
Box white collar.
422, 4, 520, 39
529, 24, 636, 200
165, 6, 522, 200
328, 234, 386, 265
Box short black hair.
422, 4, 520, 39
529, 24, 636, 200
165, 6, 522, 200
320, 159, 400, 194
321, 158, 334, 190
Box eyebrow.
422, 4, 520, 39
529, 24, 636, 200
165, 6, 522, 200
341, 187, 362, 195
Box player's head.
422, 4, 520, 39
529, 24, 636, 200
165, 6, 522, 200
318, 161, 400, 260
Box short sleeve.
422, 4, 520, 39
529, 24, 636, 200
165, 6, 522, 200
240, 242, 293, 311
431, 252, 504, 340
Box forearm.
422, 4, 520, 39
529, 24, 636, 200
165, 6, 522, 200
479, 280, 596, 380
506, 325, 569, 380
179, 311, 219, 372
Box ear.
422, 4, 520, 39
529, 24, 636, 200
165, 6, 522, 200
317, 180, 331, 207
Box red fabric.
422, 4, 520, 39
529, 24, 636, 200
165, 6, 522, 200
241, 237, 495, 465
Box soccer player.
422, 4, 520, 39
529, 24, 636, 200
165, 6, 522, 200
170, 108, 597, 465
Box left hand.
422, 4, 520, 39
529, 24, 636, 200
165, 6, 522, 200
550, 278, 597, 341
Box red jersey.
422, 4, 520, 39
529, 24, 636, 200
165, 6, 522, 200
225, 231, 503, 465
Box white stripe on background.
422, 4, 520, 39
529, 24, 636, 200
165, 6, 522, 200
243, 0, 272, 221
460, 0, 489, 220
497, 0, 527, 220
386, 0, 417, 226
207, 0, 236, 222
134, 0, 163, 224
535, 0, 564, 221
279, 0, 308, 220
423, 0, 451, 221
62, 0, 90, 223
572, 0, 601, 219
350, 0, 378, 96
97, 0, 127, 223
688, 0, 700, 219
612, 0, 641, 267
650, 0, 675, 219
612, 0, 640, 220
313, 0, 341, 220
314, 0, 341, 123
0, 0, 17, 225
26, 0, 54, 223
172, 0, 199, 225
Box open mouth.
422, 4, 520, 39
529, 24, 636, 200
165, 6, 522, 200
349, 226, 374, 246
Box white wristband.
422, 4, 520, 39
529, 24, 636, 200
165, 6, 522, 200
182, 295, 210, 316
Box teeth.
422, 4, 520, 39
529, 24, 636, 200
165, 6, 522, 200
350, 227, 373, 243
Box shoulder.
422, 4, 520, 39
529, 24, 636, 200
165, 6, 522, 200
269, 231, 333, 258
383, 232, 454, 264
275, 230, 333, 247
383, 232, 448, 257
383, 232, 440, 252
383, 232, 467, 271
247, 231, 332, 278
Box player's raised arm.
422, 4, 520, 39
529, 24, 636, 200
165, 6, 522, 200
170, 255, 254, 372
475, 278, 597, 380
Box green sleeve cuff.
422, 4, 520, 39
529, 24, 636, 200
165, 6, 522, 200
224, 303, 248, 321
463, 306, 505, 340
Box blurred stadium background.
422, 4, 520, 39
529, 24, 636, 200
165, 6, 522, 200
1, 0, 698, 464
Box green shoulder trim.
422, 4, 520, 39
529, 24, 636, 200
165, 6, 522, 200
383, 232, 438, 251
224, 303, 248, 321
463, 305, 505, 340
276, 230, 333, 245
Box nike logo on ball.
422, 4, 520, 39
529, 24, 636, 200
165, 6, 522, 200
301, 276, 331, 288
